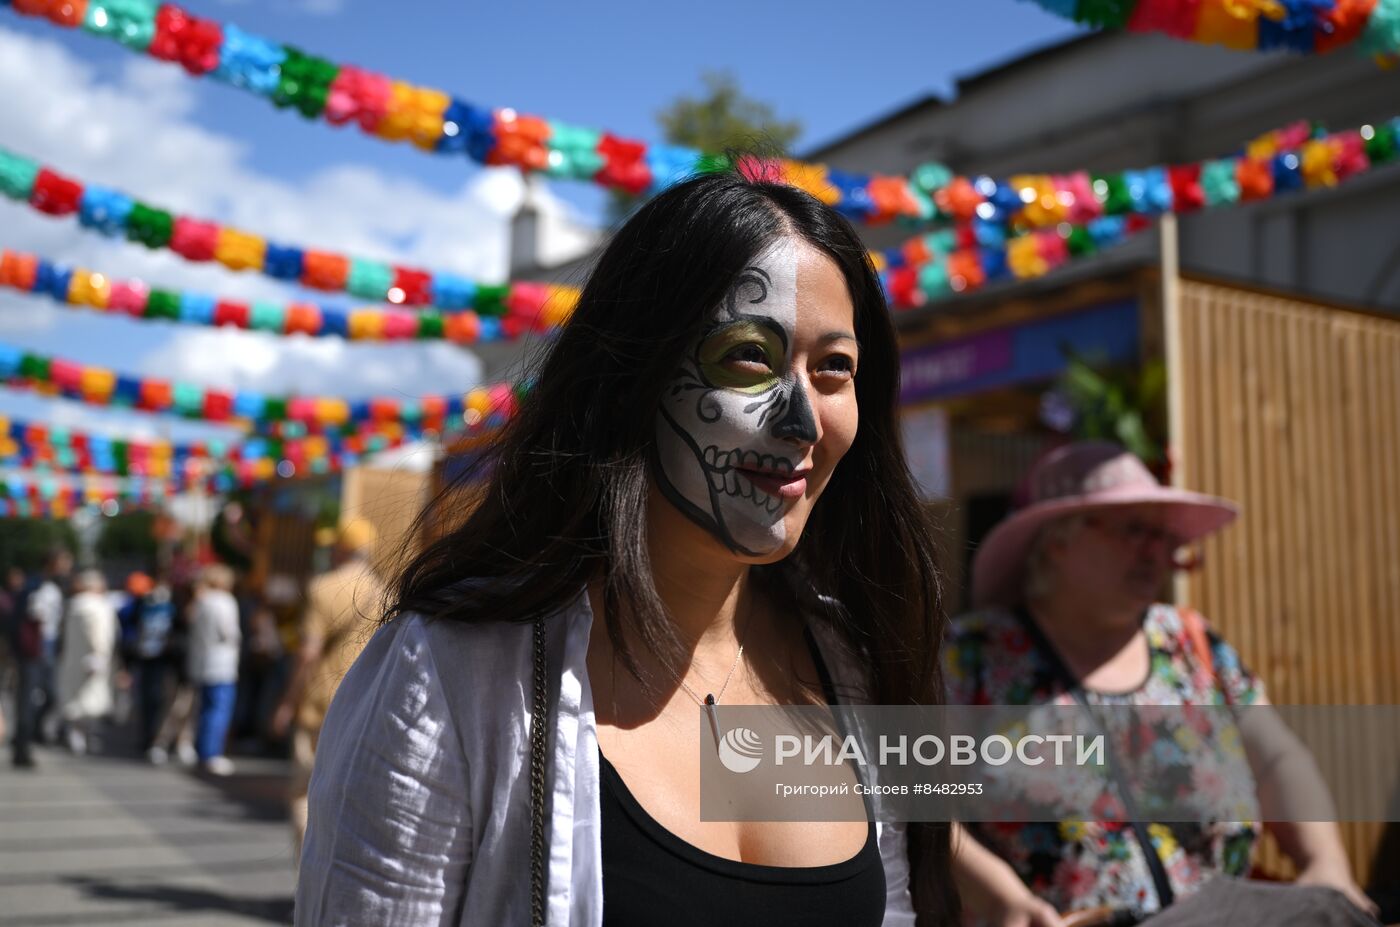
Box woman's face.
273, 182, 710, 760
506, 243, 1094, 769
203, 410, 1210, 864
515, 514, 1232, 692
652, 237, 860, 561
1050, 505, 1179, 616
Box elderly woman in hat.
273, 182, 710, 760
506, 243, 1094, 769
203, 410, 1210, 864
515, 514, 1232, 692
944, 442, 1375, 926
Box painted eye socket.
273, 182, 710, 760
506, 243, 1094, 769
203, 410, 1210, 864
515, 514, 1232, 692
722, 343, 773, 369
698, 322, 784, 393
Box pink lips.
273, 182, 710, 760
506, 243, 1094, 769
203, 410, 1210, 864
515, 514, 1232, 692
738, 467, 811, 500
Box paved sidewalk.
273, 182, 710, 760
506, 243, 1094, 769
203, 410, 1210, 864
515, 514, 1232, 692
0, 746, 295, 926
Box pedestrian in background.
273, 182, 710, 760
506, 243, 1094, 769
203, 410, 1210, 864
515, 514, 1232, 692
148, 570, 198, 767
0, 566, 26, 749
56, 570, 117, 755
131, 571, 177, 755
271, 517, 383, 862
232, 594, 285, 756
188, 564, 241, 776
116, 573, 152, 668
12, 549, 72, 768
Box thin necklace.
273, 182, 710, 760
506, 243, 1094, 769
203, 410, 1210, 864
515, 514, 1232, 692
677, 619, 747, 747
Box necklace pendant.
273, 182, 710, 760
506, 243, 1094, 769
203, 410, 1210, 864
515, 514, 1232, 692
704, 694, 721, 748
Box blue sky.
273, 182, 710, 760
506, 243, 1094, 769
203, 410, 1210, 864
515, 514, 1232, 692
0, 0, 1079, 456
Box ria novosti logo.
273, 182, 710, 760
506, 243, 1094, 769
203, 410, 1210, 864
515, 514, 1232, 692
717, 727, 764, 773
715, 728, 1108, 774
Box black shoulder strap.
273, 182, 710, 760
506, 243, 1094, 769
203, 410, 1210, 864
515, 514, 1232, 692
529, 616, 549, 927
1012, 607, 1176, 910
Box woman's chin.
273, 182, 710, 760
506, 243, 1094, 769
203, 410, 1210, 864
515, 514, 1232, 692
729, 515, 809, 564
731, 537, 797, 565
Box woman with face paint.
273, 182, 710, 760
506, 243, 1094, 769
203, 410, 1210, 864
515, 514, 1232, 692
295, 166, 959, 926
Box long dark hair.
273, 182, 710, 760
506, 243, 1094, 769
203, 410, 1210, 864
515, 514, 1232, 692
390, 167, 957, 922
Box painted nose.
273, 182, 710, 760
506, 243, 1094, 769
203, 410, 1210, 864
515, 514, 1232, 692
771, 378, 818, 443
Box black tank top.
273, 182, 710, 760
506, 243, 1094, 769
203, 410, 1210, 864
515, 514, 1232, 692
599, 626, 887, 926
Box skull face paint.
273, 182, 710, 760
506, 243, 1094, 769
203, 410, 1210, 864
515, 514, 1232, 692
654, 239, 819, 556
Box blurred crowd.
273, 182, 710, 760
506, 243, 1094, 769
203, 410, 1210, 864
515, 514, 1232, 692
0, 515, 382, 806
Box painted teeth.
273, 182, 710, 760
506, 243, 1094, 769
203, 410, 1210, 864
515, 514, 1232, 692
725, 470, 738, 494
710, 448, 799, 480
708, 469, 724, 492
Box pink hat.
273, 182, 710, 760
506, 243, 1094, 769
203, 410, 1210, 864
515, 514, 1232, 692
970, 441, 1239, 607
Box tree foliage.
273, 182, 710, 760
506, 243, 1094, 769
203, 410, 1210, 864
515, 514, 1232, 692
610, 71, 802, 221
96, 511, 159, 565
0, 519, 78, 573
658, 70, 802, 155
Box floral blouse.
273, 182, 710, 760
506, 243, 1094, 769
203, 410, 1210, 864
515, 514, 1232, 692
944, 604, 1264, 920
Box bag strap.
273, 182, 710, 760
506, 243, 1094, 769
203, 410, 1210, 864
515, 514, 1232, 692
1012, 606, 1177, 910
1179, 606, 1230, 706
529, 616, 549, 927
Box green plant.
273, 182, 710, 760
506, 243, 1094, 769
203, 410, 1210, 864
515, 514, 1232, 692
1055, 349, 1167, 464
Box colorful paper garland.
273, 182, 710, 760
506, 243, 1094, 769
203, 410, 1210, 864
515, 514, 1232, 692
0, 495, 141, 518
863, 118, 1390, 235
0, 247, 574, 344
0, 122, 1374, 276
10, 117, 1388, 331
0, 411, 410, 488
876, 116, 1399, 307
0, 468, 169, 517
0, 145, 581, 321
3, 122, 1381, 290
876, 213, 1158, 307
5, 3, 1398, 228
1021, 0, 1400, 61
0, 339, 525, 432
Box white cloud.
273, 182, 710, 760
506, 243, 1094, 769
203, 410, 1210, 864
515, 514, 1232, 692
0, 24, 596, 429
0, 27, 519, 288
138, 327, 484, 398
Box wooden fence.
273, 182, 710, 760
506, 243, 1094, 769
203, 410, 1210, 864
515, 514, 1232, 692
1171, 275, 1400, 883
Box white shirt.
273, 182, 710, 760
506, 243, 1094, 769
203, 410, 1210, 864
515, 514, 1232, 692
295, 586, 917, 926
28, 580, 63, 644
187, 589, 241, 684
56, 590, 117, 720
